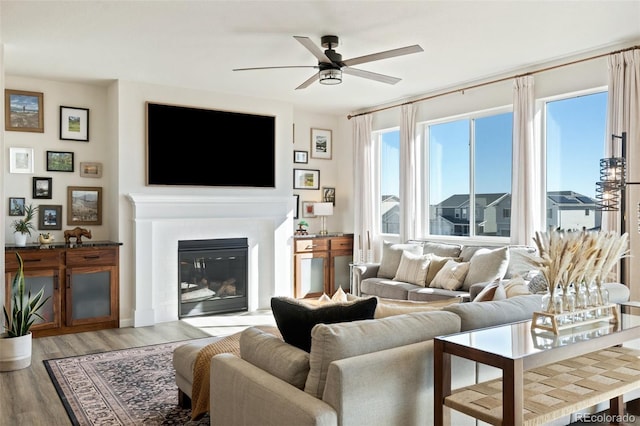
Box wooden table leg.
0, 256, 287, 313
503, 358, 524, 426
610, 396, 624, 424
434, 339, 451, 426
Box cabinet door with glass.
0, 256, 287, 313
294, 238, 330, 298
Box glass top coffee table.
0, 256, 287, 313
434, 311, 640, 426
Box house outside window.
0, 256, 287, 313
378, 128, 400, 234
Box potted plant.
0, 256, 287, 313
0, 253, 50, 371
11, 204, 37, 246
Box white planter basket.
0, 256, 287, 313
0, 332, 33, 371
13, 232, 28, 247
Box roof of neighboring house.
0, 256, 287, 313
435, 193, 507, 208
381, 195, 399, 216
547, 191, 597, 206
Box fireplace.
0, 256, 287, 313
178, 238, 248, 318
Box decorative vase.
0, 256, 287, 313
13, 232, 28, 247
0, 332, 33, 371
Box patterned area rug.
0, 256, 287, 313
44, 340, 211, 425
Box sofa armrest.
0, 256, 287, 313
352, 263, 380, 296
210, 353, 337, 426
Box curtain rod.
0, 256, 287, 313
347, 45, 640, 120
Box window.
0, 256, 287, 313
426, 111, 513, 238
545, 91, 606, 232
378, 129, 400, 234
503, 208, 511, 218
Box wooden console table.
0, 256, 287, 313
434, 312, 640, 425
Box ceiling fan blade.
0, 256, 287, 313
295, 73, 320, 90
342, 45, 423, 67
233, 65, 318, 71
294, 36, 332, 63
342, 67, 401, 85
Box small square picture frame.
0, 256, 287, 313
294, 150, 308, 164
302, 201, 317, 218
310, 128, 332, 160
5, 89, 44, 133
38, 204, 62, 230
47, 150, 74, 172
9, 147, 35, 174
9, 197, 26, 216
293, 168, 320, 190
60, 106, 89, 141
67, 186, 102, 225
33, 177, 53, 199
79, 162, 103, 178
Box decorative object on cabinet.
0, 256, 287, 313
295, 220, 309, 236
46, 150, 74, 172
79, 161, 103, 178
11, 204, 37, 247
33, 177, 53, 199
310, 128, 332, 159
302, 201, 316, 218
293, 194, 299, 219
293, 168, 320, 190
39, 233, 55, 245
293, 234, 354, 298
1, 253, 51, 371
5, 89, 44, 133
9, 147, 35, 173
313, 202, 333, 235
323, 186, 335, 205
64, 227, 92, 244
39, 205, 62, 230
293, 150, 308, 164
67, 186, 102, 225
4, 243, 121, 337
8, 197, 25, 216
60, 106, 89, 141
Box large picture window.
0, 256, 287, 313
378, 129, 400, 234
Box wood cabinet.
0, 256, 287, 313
4, 243, 120, 337
293, 234, 353, 298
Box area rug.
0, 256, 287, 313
44, 339, 212, 425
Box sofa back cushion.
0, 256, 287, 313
463, 246, 510, 290
443, 294, 542, 331
240, 327, 310, 389
303, 310, 461, 398
421, 241, 462, 258
504, 245, 538, 279
377, 241, 423, 279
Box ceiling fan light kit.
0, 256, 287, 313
233, 35, 423, 89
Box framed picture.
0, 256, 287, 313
323, 186, 336, 205
60, 106, 89, 141
47, 150, 74, 172
9, 197, 26, 216
310, 128, 332, 160
67, 186, 102, 225
79, 162, 103, 178
293, 194, 299, 219
302, 201, 317, 218
33, 177, 53, 199
293, 168, 320, 190
293, 150, 308, 164
38, 205, 62, 230
5, 89, 44, 133
9, 147, 35, 174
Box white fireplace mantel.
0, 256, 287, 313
126, 193, 295, 326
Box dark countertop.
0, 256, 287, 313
5, 241, 123, 251
293, 233, 352, 238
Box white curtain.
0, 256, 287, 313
353, 114, 377, 261
604, 49, 640, 233
511, 75, 543, 246
399, 104, 418, 241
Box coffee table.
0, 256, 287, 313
434, 310, 640, 425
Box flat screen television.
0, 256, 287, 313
146, 102, 276, 187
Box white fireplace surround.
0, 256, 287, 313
126, 194, 294, 327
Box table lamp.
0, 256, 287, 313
313, 202, 333, 235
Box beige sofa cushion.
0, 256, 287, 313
463, 246, 510, 289
430, 259, 469, 290
392, 251, 431, 286
303, 310, 461, 398
377, 241, 423, 279
443, 294, 542, 331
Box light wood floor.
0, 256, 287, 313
0, 316, 263, 426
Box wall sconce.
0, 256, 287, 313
313, 202, 334, 235
596, 132, 626, 211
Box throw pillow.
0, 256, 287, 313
430, 259, 470, 291
503, 276, 531, 298
377, 241, 423, 279
473, 281, 507, 302
427, 255, 461, 287
270, 296, 377, 352
463, 246, 510, 288
392, 251, 431, 286
527, 271, 548, 294
331, 287, 348, 303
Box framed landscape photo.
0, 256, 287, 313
47, 150, 74, 172
310, 128, 332, 160
60, 106, 89, 141
9, 197, 26, 216
67, 186, 102, 225
79, 162, 103, 178
293, 168, 320, 190
33, 177, 53, 199
294, 150, 308, 164
9, 147, 35, 173
5, 89, 44, 133
38, 204, 62, 230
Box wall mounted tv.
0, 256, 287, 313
146, 102, 276, 187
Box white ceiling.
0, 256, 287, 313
2, 1, 639, 116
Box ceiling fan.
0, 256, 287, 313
233, 35, 424, 90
